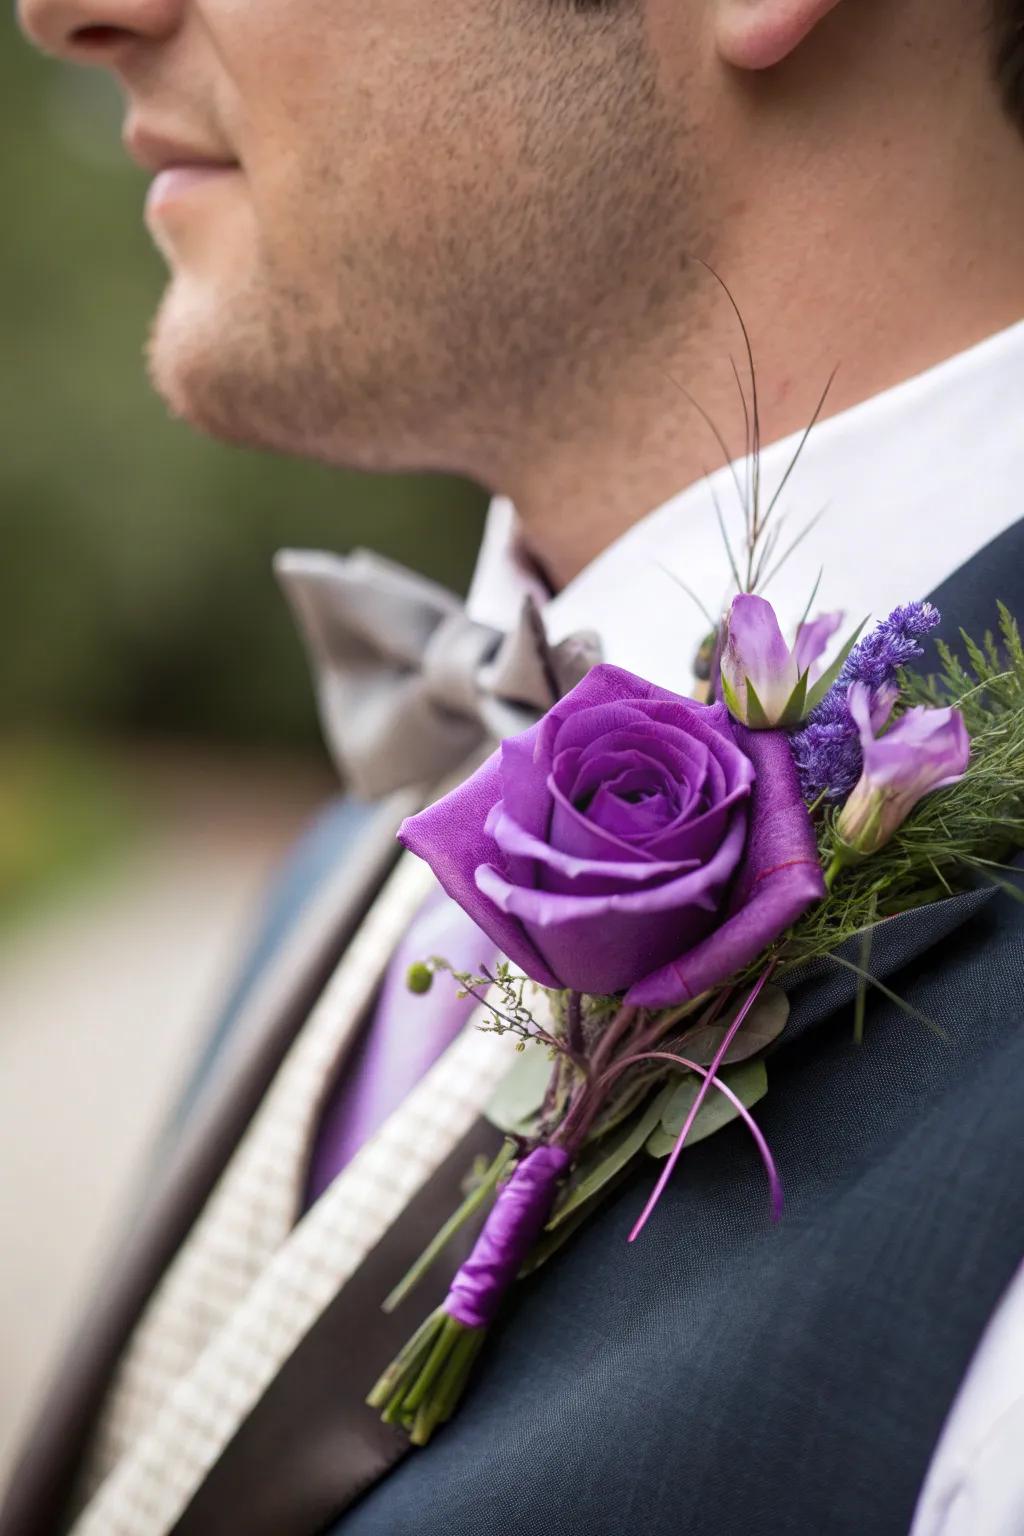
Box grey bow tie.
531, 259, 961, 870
274, 548, 603, 800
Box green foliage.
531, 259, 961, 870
434, 958, 549, 1044
484, 1048, 554, 1138
547, 1083, 675, 1229
645, 1059, 768, 1156
672, 985, 790, 1065
767, 605, 1024, 983
2, 40, 485, 748
900, 602, 1024, 726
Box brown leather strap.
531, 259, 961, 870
171, 1118, 504, 1536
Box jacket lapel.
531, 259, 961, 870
176, 909, 1010, 1536
0, 790, 418, 1536
174, 1114, 506, 1536
781, 514, 1024, 1048
925, 512, 1024, 663
70, 969, 515, 1536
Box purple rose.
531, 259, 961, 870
399, 665, 825, 1007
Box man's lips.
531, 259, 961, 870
122, 122, 241, 223
123, 121, 239, 175
144, 163, 241, 221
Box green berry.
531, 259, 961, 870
406, 962, 434, 995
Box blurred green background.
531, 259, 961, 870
2, 29, 487, 919
1, 27, 488, 1468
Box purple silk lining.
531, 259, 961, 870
445, 1145, 571, 1329
303, 886, 497, 1208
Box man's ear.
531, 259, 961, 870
715, 0, 843, 71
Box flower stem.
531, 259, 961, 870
367, 1305, 447, 1412
589, 1004, 639, 1077
369, 1308, 488, 1445
558, 1004, 641, 1153
381, 1139, 516, 1314
402, 1314, 465, 1413
412, 1323, 486, 1444
565, 991, 585, 1056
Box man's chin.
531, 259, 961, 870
143, 281, 291, 452
141, 274, 449, 474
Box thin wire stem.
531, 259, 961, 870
627, 963, 776, 1241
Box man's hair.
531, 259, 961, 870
994, 0, 1024, 129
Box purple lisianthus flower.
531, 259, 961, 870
399, 664, 825, 1007
721, 595, 843, 728
836, 683, 970, 856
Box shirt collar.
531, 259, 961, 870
466, 318, 1024, 696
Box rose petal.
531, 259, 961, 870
547, 778, 667, 867
486, 803, 699, 898
590, 786, 677, 839
475, 810, 748, 996
398, 666, 821, 1000
626, 729, 825, 1006
398, 741, 562, 988
398, 665, 726, 986
569, 739, 710, 832
564, 712, 747, 842
567, 731, 711, 799
642, 781, 752, 865
569, 744, 687, 802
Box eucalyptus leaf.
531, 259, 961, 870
646, 1059, 768, 1158
581, 1067, 665, 1143
675, 984, 789, 1066
644, 1128, 680, 1159
547, 1083, 675, 1230
519, 1181, 624, 1277
484, 1046, 556, 1137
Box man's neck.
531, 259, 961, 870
493, 33, 1024, 591
503, 261, 1024, 593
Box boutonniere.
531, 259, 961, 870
365, 337, 1024, 1445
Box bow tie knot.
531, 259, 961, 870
421, 612, 500, 718
275, 548, 602, 800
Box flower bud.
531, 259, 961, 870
720, 595, 843, 729
406, 961, 434, 995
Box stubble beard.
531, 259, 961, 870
144, 7, 699, 486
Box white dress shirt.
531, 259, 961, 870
466, 317, 1024, 1535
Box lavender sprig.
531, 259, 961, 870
791, 602, 941, 802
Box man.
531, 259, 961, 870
7, 0, 1024, 1531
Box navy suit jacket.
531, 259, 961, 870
115, 521, 1024, 1535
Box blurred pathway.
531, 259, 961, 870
0, 751, 335, 1487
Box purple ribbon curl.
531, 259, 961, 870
445, 1144, 571, 1329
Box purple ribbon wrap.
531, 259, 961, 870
445, 1144, 571, 1330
